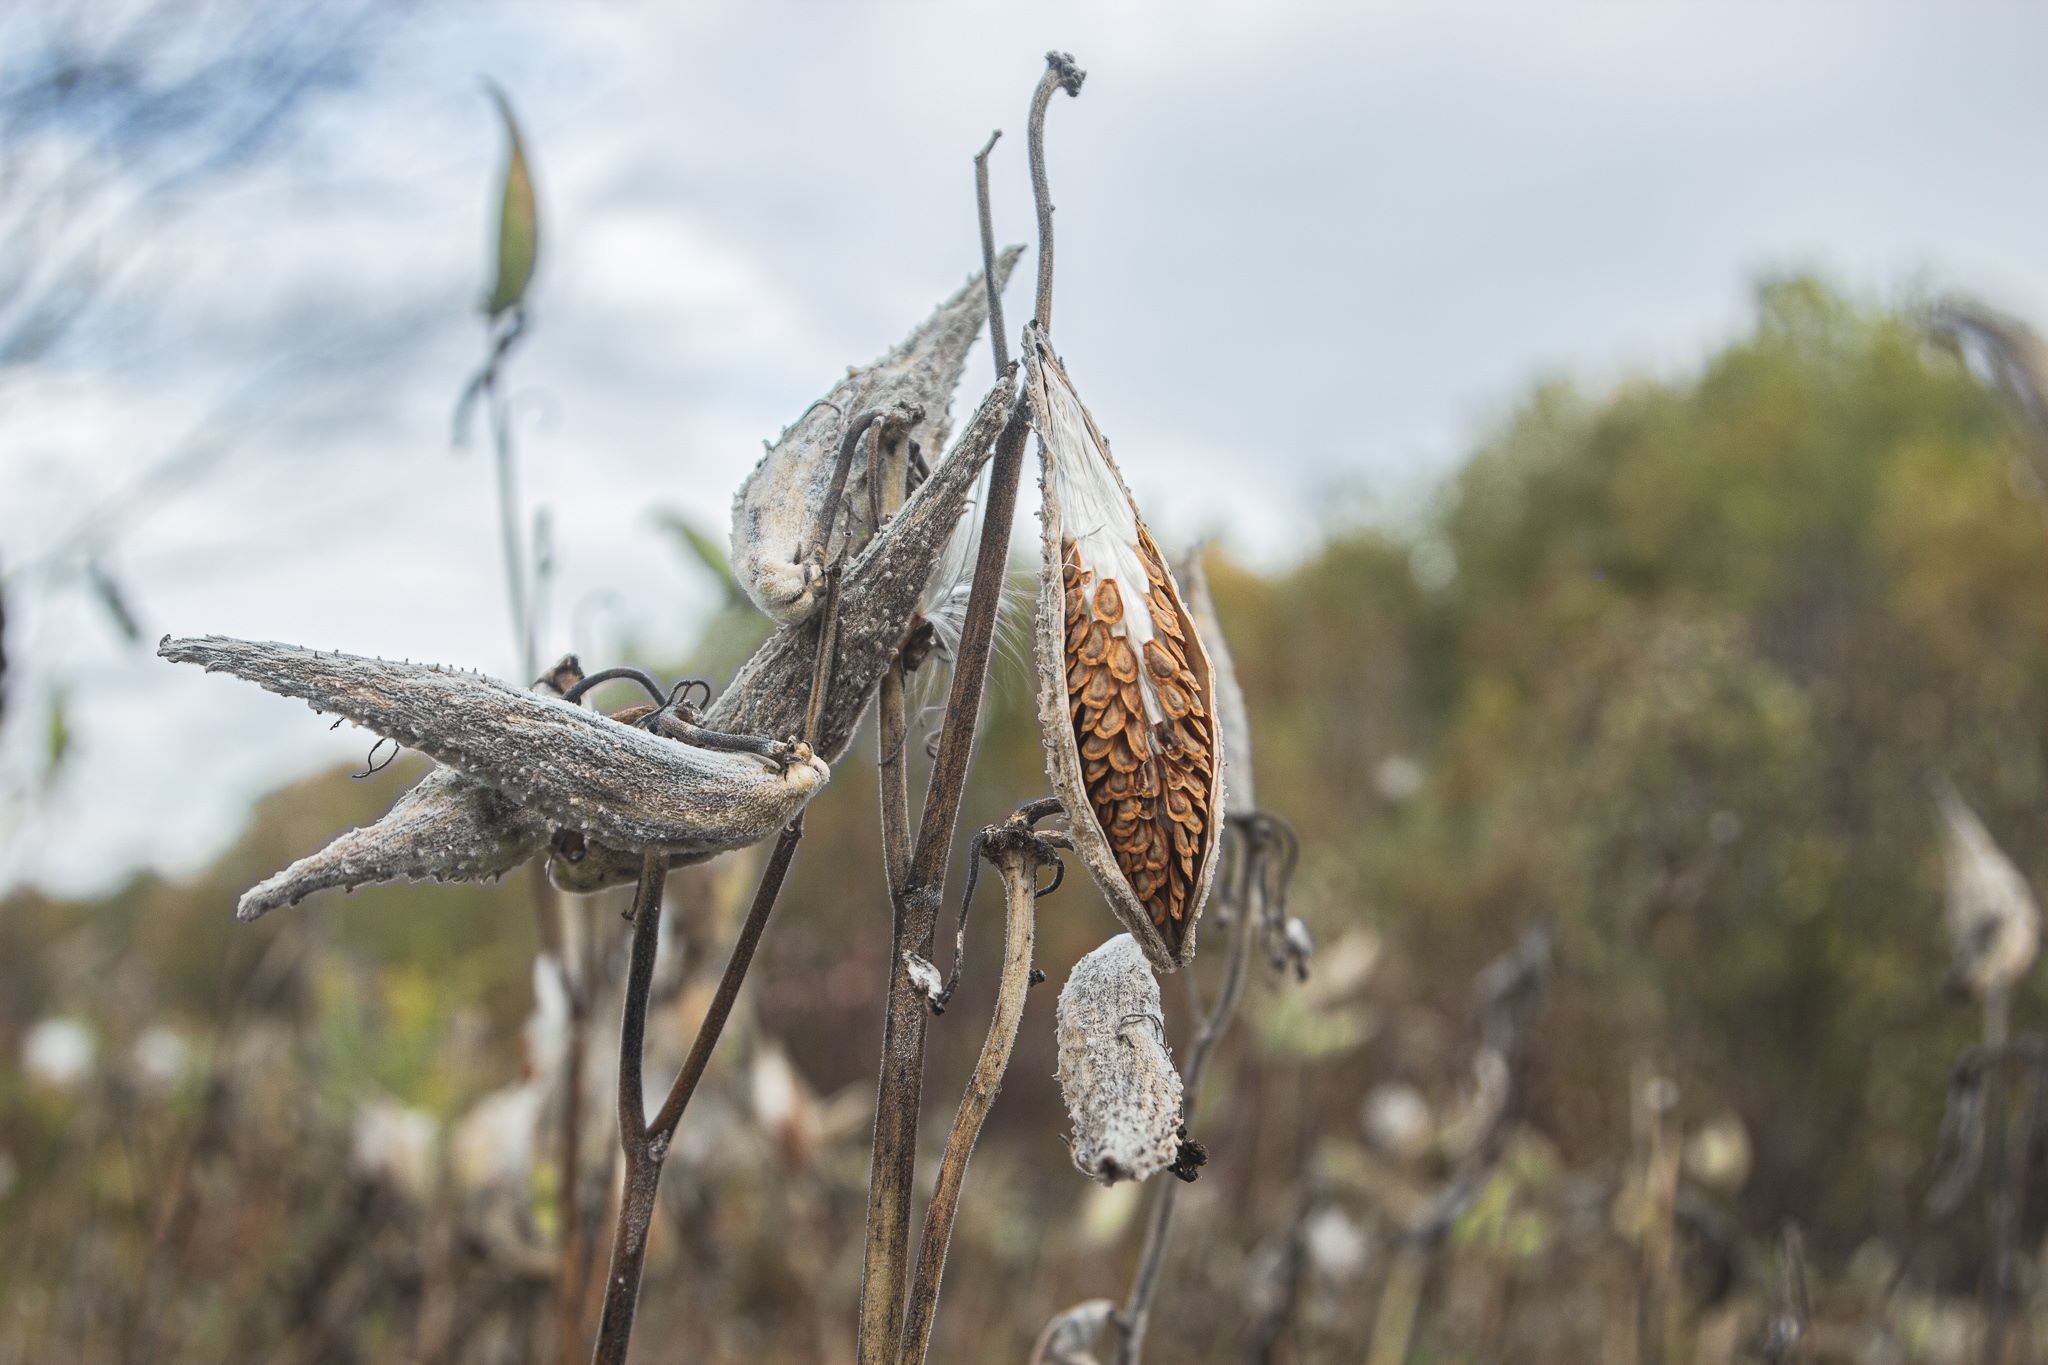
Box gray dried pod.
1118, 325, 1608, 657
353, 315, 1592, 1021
1936, 781, 2040, 1002
1055, 932, 1183, 1184
157, 636, 829, 857
713, 373, 1016, 763
549, 374, 1020, 894
731, 247, 1023, 624
1027, 323, 1224, 972
238, 769, 546, 923
234, 657, 587, 920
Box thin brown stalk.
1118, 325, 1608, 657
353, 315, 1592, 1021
587, 519, 849, 1362
973, 130, 1009, 376
587, 850, 670, 1365
1114, 822, 1267, 1365
856, 56, 1082, 1362
1029, 53, 1085, 332
896, 825, 1051, 1364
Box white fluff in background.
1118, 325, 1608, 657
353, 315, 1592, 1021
1937, 782, 2041, 1001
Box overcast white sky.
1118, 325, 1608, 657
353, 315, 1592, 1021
7, 1, 2048, 898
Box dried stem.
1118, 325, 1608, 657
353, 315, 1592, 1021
587, 850, 669, 1365
1113, 820, 1269, 1364
856, 393, 1031, 1358
587, 522, 849, 1363
1029, 53, 1086, 333
974, 130, 1009, 376
897, 822, 1053, 1364
857, 54, 1078, 1359
588, 821, 806, 1365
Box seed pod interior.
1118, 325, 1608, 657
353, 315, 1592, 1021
1026, 324, 1224, 972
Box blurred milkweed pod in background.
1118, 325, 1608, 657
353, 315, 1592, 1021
1026, 322, 1224, 973
1055, 933, 1183, 1185
1926, 298, 2048, 487
730, 248, 1023, 625
1934, 779, 2040, 1005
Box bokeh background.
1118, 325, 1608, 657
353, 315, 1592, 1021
10, 3, 2048, 1361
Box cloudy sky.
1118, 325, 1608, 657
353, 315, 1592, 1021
6, 1, 2048, 898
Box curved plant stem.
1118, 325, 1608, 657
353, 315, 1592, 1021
857, 55, 1080, 1360
897, 828, 1048, 1364
1115, 822, 1266, 1365
588, 822, 807, 1365
1028, 53, 1085, 333
587, 850, 669, 1365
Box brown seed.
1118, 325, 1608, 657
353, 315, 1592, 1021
1151, 598, 1184, 641
1067, 614, 1090, 654
1093, 694, 1126, 737
1108, 734, 1142, 774
1143, 640, 1179, 682
1105, 767, 1132, 798
1107, 636, 1138, 683
1081, 732, 1112, 762
1079, 621, 1110, 665
1082, 668, 1115, 709
1120, 681, 1146, 720
1095, 577, 1124, 625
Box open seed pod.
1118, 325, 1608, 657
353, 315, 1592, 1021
731, 247, 1023, 624
1025, 323, 1224, 973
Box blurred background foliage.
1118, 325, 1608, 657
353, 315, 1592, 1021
8, 273, 2048, 1360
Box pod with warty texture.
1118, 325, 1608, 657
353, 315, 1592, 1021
730, 247, 1023, 625
1055, 932, 1183, 1184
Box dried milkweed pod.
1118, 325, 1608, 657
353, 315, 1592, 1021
234, 655, 587, 920
158, 636, 830, 858
731, 248, 1023, 624
238, 768, 548, 922
1055, 932, 1183, 1184
1935, 780, 2040, 1002
1026, 323, 1223, 972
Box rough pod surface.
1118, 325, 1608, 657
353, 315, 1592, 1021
1026, 322, 1224, 972
158, 636, 829, 858
1055, 932, 1183, 1184
730, 246, 1023, 625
